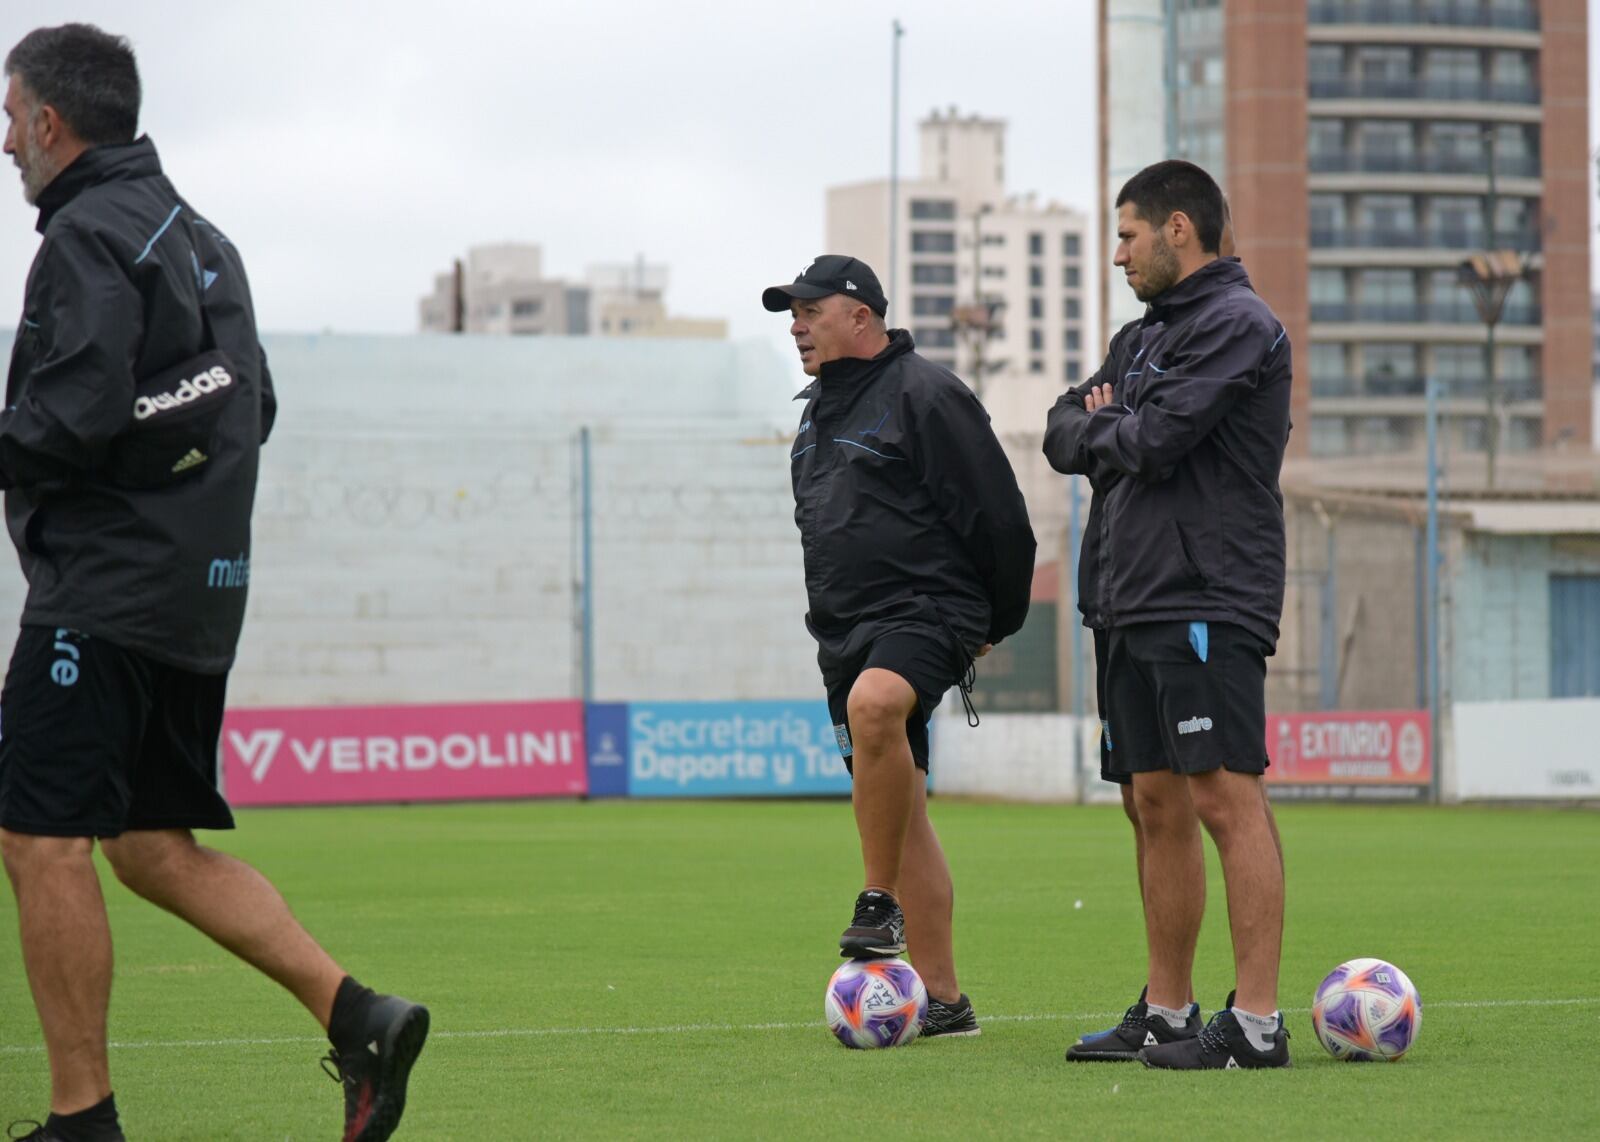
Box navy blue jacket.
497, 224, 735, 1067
1043, 259, 1291, 648
3, 138, 274, 671
791, 330, 1036, 673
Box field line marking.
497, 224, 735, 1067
0, 997, 1594, 1055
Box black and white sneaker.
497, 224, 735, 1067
1065, 986, 1201, 1061
839, 890, 905, 959
321, 992, 431, 1141
1138, 991, 1291, 1070
921, 993, 981, 1038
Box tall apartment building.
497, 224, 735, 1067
826, 109, 1089, 430
419, 244, 727, 339
1098, 0, 1592, 460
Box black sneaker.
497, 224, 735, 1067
1065, 987, 1201, 1061
1138, 991, 1291, 1070
839, 890, 905, 958
321, 993, 431, 1141
6, 1119, 123, 1141
921, 993, 981, 1038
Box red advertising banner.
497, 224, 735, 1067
1265, 709, 1431, 790
222, 701, 587, 806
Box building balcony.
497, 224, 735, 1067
1309, 301, 1541, 325
1310, 375, 1542, 401
1309, 151, 1539, 178
1309, 76, 1539, 104
1310, 227, 1541, 252
1307, 2, 1538, 32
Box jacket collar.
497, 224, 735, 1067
793, 328, 915, 400
1142, 256, 1251, 326
34, 136, 163, 233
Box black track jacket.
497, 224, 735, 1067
1042, 259, 1291, 648
790, 330, 1036, 670
3, 138, 275, 672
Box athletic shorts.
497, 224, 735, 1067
822, 626, 969, 774
1102, 620, 1270, 778
1092, 628, 1129, 786
0, 625, 234, 837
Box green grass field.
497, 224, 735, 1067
2, 799, 1596, 1140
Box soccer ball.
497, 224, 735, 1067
1311, 958, 1422, 1061
824, 958, 927, 1049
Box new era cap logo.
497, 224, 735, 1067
845, 280, 858, 291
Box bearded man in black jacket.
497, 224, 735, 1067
0, 26, 424, 1142
1045, 161, 1293, 1070
765, 255, 1035, 1040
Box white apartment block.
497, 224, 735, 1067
419, 244, 726, 339
826, 108, 1089, 432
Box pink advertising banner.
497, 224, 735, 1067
1265, 709, 1431, 787
222, 701, 587, 806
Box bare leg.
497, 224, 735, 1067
99, 829, 345, 1028
1189, 770, 1284, 1014
845, 670, 920, 897
898, 775, 957, 1002
1131, 771, 1205, 1011
1120, 783, 1194, 1006
1, 831, 114, 1115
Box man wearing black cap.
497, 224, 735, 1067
764, 255, 1036, 1038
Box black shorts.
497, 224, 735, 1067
1103, 621, 1269, 778
0, 625, 234, 837
823, 627, 968, 774
1092, 628, 1130, 786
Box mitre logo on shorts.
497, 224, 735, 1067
1177, 715, 1214, 735
133, 364, 233, 421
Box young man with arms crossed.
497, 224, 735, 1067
1046, 161, 1292, 1069
0, 25, 426, 1139
764, 256, 1035, 1038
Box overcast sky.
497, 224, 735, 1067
1, 2, 1595, 358
0, 1, 1098, 356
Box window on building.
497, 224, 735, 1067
1357, 120, 1414, 159
1491, 50, 1533, 88
982, 265, 1006, 278
1310, 268, 1348, 304
1029, 359, 1044, 374
1063, 297, 1081, 320
1364, 344, 1418, 391
1063, 233, 1081, 258
1308, 119, 1343, 158
909, 198, 957, 221
1029, 232, 1044, 257
1309, 342, 1348, 383
1309, 416, 1349, 457
1430, 196, 1484, 243
1358, 194, 1415, 235
1494, 197, 1534, 242
1550, 576, 1600, 698
1065, 359, 1082, 383
981, 233, 1006, 246
1427, 121, 1485, 167
912, 295, 956, 317
913, 326, 956, 349
1029, 296, 1043, 320
1433, 344, 1487, 382
1310, 194, 1346, 236
1358, 268, 1416, 306
1309, 45, 1343, 81
1029, 265, 1044, 289
1356, 46, 1411, 82
511, 299, 542, 318
1423, 48, 1479, 85
1063, 329, 1081, 352
912, 263, 957, 285
911, 230, 957, 254
1029, 328, 1044, 352
1063, 265, 1081, 289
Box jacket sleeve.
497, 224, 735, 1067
916, 383, 1038, 644
1085, 302, 1280, 480
1041, 325, 1131, 477
0, 221, 140, 489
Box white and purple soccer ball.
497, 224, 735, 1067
1311, 957, 1422, 1061
825, 958, 927, 1049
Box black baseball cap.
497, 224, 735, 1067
762, 254, 888, 317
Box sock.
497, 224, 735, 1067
45, 1093, 122, 1142
1232, 1005, 1281, 1052
1146, 1000, 1190, 1030
328, 975, 378, 1052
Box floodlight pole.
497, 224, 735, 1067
1425, 379, 1442, 803
888, 19, 904, 329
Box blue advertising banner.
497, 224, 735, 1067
585, 703, 631, 798
627, 700, 853, 798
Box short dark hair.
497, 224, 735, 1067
5, 24, 140, 146
1115, 160, 1225, 254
